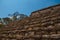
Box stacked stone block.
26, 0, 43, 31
0, 4, 60, 40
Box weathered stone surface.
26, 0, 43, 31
0, 4, 60, 40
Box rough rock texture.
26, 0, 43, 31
0, 4, 60, 40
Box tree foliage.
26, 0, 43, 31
0, 12, 28, 26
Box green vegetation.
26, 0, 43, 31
0, 12, 28, 27
0, 24, 4, 28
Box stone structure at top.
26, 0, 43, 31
0, 4, 60, 40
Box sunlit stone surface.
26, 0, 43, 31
0, 4, 60, 40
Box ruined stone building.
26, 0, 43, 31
0, 4, 60, 40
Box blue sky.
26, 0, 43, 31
0, 0, 60, 18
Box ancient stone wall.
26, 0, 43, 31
0, 4, 60, 40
